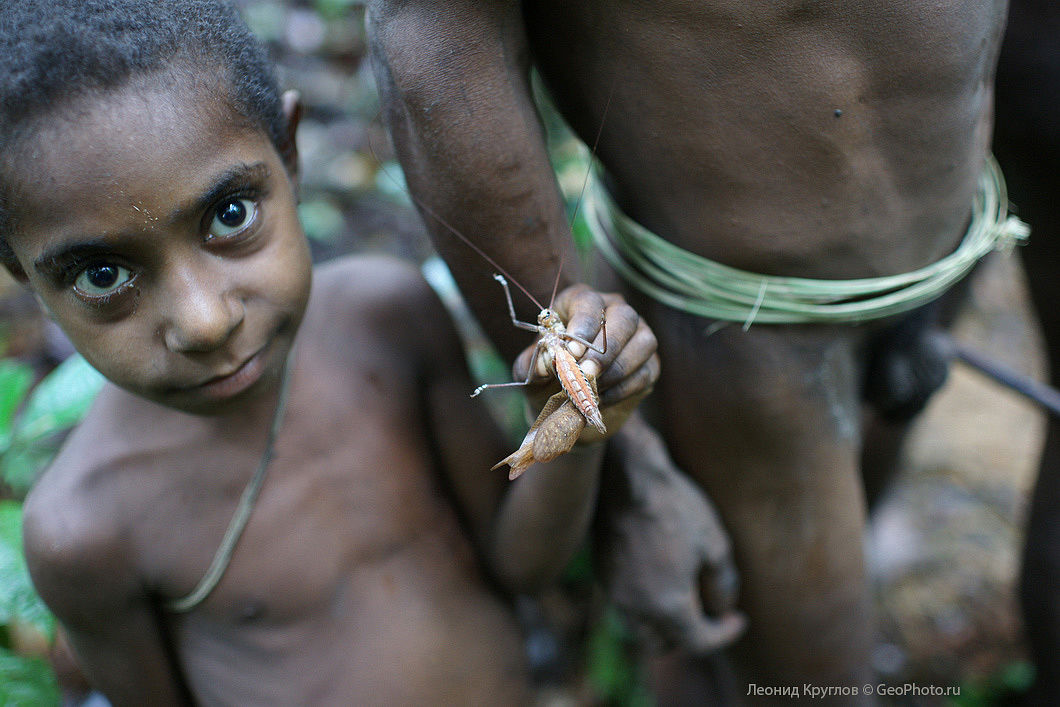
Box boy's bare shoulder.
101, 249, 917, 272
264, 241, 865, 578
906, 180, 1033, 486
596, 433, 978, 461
22, 386, 190, 607
22, 470, 126, 619
308, 254, 453, 353
313, 254, 438, 314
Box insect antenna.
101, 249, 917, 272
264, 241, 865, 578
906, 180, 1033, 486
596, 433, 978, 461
367, 118, 547, 311
547, 79, 616, 311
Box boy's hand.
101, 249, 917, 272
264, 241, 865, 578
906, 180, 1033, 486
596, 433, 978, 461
597, 413, 747, 654
512, 285, 659, 444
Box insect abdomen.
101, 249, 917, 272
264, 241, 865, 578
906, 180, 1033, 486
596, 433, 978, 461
553, 346, 606, 434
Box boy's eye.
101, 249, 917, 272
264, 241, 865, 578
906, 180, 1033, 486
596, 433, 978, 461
74, 263, 133, 297
208, 198, 258, 240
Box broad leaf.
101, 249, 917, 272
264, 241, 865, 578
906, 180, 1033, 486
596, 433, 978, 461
0, 646, 60, 707
1, 446, 61, 501
0, 501, 55, 640
0, 361, 33, 448
12, 355, 104, 446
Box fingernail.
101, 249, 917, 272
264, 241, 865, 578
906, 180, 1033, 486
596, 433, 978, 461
567, 341, 586, 358
580, 360, 600, 378
536, 356, 551, 378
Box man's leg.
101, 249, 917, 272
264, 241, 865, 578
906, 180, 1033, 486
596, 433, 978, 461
644, 302, 875, 695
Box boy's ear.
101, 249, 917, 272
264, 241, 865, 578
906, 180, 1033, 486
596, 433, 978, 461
0, 261, 49, 319
0, 254, 28, 285
280, 90, 304, 179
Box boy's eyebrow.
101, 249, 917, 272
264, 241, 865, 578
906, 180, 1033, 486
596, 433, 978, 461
35, 239, 117, 280
174, 161, 272, 225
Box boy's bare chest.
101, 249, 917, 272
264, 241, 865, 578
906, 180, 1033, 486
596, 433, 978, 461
158, 387, 507, 702
142, 350, 466, 619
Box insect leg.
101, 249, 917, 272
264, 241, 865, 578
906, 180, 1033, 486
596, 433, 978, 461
560, 316, 607, 355
471, 339, 545, 397
493, 274, 541, 333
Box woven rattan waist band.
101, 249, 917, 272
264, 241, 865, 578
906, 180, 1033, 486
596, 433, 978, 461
584, 157, 1029, 327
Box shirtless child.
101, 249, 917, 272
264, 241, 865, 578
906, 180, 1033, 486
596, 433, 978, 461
0, 1, 659, 703
368, 0, 1021, 697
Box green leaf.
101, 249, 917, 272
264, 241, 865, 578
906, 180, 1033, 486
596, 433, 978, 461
586, 608, 654, 706
0, 646, 60, 707
999, 661, 1036, 692
12, 355, 104, 446
0, 501, 55, 641
298, 199, 345, 244
1, 446, 61, 501
313, 0, 360, 20
0, 361, 34, 447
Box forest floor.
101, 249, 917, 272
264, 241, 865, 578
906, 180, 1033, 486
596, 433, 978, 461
867, 251, 1043, 697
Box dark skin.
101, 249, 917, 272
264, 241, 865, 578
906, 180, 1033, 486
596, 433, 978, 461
9, 73, 658, 704
368, 0, 1008, 696
994, 1, 1060, 700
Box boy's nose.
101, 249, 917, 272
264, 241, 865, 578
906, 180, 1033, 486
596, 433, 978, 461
162, 270, 245, 353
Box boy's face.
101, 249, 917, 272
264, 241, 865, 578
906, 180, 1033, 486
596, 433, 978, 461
5, 79, 312, 414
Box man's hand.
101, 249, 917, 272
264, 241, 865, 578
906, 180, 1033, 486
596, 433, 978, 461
512, 284, 659, 444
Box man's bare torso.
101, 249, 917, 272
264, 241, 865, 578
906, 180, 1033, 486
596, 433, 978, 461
526, 0, 1007, 279
33, 258, 529, 704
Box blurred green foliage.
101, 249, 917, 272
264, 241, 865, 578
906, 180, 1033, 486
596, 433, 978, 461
952, 661, 1036, 706
0, 501, 55, 644
0, 647, 60, 707
587, 608, 654, 707
0, 354, 104, 705
1, 356, 104, 498
312, 0, 361, 21
0, 500, 60, 706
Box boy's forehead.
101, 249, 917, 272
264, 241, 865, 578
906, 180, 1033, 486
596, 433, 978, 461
16, 80, 276, 229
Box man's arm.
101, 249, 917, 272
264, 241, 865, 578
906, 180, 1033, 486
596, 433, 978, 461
367, 0, 594, 362
22, 491, 189, 705
367, 1, 744, 654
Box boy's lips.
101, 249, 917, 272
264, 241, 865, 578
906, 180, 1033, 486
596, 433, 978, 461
183, 347, 270, 401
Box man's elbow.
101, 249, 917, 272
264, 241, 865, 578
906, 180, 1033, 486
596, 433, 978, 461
366, 1, 451, 108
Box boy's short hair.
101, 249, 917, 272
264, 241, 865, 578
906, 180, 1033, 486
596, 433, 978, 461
0, 0, 287, 265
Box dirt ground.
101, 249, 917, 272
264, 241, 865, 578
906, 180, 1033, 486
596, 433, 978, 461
868, 250, 1045, 692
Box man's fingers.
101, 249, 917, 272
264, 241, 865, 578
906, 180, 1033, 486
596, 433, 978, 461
598, 355, 659, 407
512, 285, 657, 409
512, 343, 548, 382
681, 612, 748, 656
594, 320, 658, 390
578, 301, 639, 374
553, 285, 606, 358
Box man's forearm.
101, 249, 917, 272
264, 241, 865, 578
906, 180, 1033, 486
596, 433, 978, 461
368, 0, 579, 360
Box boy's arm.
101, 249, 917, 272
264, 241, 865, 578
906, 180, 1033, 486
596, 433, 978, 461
23, 496, 189, 705
413, 275, 658, 592
367, 0, 597, 362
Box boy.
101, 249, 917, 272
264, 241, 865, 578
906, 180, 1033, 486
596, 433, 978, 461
368, 0, 1021, 696
0, 1, 658, 703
